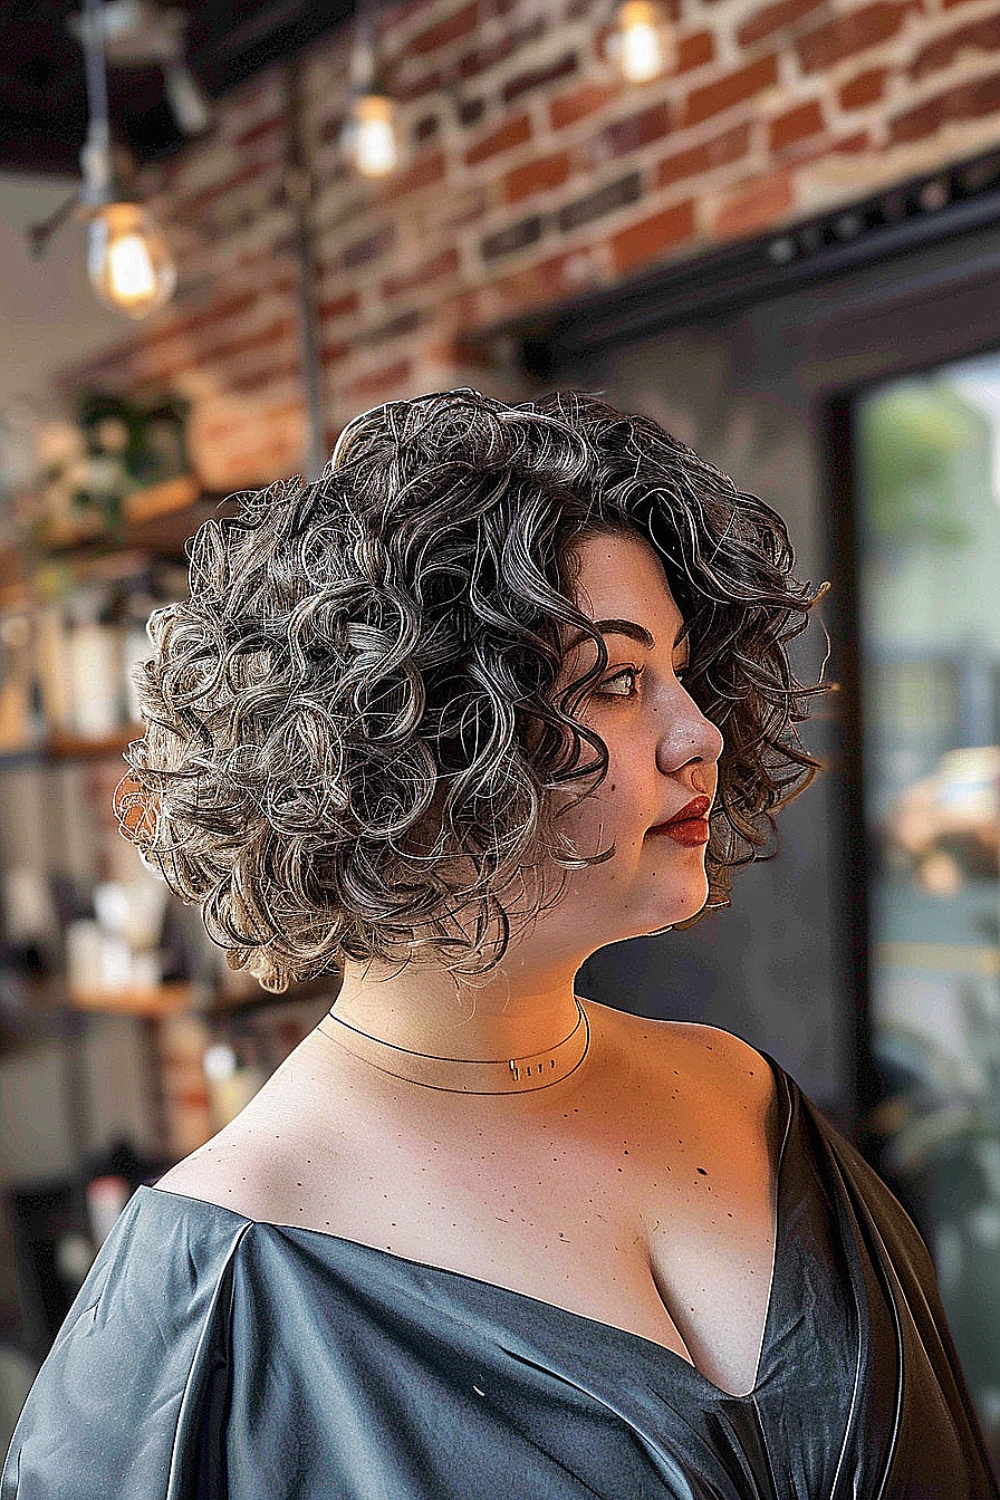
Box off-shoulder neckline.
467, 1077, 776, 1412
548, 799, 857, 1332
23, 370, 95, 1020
140, 1049, 795, 1403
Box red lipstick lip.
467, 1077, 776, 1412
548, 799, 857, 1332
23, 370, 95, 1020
651, 795, 711, 831
653, 818, 710, 846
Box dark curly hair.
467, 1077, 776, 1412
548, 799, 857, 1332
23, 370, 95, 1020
113, 387, 831, 993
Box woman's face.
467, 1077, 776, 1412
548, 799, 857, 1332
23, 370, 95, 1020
536, 528, 724, 956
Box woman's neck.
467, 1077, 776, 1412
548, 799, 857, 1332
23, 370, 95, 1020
330, 958, 583, 1063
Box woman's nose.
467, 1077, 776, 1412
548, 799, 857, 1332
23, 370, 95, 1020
657, 692, 724, 775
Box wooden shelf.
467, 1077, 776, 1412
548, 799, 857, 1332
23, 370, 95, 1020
67, 980, 200, 1018
124, 475, 202, 525
65, 974, 338, 1021
39, 487, 237, 563
1, 482, 236, 604
47, 724, 145, 759
0, 723, 145, 769
35, 475, 201, 551
0, 964, 339, 1031
0, 472, 343, 1039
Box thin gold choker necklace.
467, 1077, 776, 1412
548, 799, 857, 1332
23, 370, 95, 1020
316, 997, 590, 1095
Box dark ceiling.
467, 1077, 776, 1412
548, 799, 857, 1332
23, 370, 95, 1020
0, 0, 356, 176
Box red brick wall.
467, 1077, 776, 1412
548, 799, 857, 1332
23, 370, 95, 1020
63, 0, 1000, 488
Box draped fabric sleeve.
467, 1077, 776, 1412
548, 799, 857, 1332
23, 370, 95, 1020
793, 1085, 1000, 1499
0, 1188, 250, 1500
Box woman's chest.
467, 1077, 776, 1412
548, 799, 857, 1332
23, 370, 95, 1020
202, 1043, 781, 1397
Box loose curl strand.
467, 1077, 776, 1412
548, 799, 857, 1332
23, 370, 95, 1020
113, 388, 832, 993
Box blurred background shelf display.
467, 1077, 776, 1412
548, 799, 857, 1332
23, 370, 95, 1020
33, 473, 200, 550
0, 393, 342, 1395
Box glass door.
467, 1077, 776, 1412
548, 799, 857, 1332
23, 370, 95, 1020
854, 352, 1000, 1466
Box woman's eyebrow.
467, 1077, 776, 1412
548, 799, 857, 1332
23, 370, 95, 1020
564, 618, 686, 651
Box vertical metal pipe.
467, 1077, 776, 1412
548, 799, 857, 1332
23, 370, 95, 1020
81, 0, 111, 142
79, 0, 113, 205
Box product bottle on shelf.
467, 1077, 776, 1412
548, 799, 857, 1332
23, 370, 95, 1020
34, 601, 75, 736
65, 587, 122, 739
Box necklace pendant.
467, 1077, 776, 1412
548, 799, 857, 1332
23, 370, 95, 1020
320, 997, 589, 1094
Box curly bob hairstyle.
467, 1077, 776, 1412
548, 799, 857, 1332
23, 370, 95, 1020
113, 387, 831, 993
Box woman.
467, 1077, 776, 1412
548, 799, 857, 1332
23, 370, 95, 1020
3, 388, 996, 1499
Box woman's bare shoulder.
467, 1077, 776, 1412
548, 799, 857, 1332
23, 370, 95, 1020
587, 1001, 780, 1140
678, 1021, 783, 1141
150, 1068, 333, 1223
665, 1018, 778, 1100
585, 996, 772, 1075
150, 1129, 274, 1220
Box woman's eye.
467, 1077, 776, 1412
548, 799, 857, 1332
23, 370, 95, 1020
595, 662, 689, 699
597, 666, 643, 699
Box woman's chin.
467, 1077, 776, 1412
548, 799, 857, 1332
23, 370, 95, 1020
644, 883, 709, 933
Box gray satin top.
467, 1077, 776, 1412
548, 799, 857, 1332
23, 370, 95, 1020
3, 1052, 998, 1499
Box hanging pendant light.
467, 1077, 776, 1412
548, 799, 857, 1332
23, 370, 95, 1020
76, 0, 177, 318
609, 0, 676, 84
340, 0, 402, 179
343, 93, 400, 178
85, 201, 177, 318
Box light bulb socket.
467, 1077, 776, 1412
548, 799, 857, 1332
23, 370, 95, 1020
349, 38, 377, 91
347, 54, 390, 99
79, 130, 117, 209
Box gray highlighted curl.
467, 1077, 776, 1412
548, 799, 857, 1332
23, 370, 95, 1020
113, 387, 831, 993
